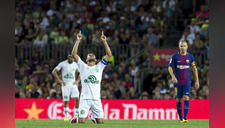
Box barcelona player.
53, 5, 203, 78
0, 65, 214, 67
168, 40, 199, 123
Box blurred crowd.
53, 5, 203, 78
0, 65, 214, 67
15, 0, 209, 99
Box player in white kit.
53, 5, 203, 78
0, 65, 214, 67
52, 55, 80, 121
70, 31, 112, 124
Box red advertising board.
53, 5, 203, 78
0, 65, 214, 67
152, 49, 178, 65
15, 99, 208, 120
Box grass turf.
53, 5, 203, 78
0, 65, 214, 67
15, 119, 209, 128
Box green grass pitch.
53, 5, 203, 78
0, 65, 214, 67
15, 119, 209, 128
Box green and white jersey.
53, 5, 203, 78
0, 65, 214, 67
55, 60, 78, 84
77, 57, 107, 100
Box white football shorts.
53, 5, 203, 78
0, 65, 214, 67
61, 83, 79, 101
78, 99, 104, 119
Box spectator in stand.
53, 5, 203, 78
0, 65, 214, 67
179, 28, 195, 47
50, 26, 60, 43
33, 30, 48, 48
151, 67, 164, 91
200, 23, 209, 41
58, 30, 69, 44
92, 30, 101, 46
139, 91, 149, 99
198, 85, 209, 99
193, 33, 204, 50
196, 5, 209, 19
189, 18, 201, 35
130, 60, 139, 78
146, 28, 158, 47
15, 76, 26, 90
117, 66, 125, 80
24, 28, 35, 44
69, 31, 77, 45
29, 83, 41, 98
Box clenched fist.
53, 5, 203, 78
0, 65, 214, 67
76, 30, 82, 41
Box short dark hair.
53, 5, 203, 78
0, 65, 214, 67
87, 52, 95, 56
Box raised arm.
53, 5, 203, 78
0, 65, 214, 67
72, 31, 83, 63
101, 31, 112, 61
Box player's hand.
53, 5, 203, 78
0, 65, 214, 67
101, 31, 106, 42
59, 80, 66, 86
76, 30, 82, 41
195, 81, 199, 89
172, 77, 178, 84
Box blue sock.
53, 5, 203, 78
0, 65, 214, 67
183, 100, 189, 119
176, 102, 182, 120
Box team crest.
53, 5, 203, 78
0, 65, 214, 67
80, 110, 85, 115
186, 59, 190, 63
64, 96, 68, 99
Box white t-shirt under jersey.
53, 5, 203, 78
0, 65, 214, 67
77, 57, 107, 100
55, 60, 78, 84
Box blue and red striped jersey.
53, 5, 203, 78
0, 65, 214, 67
169, 52, 195, 86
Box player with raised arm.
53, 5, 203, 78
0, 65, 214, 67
70, 31, 112, 124
52, 55, 80, 121
168, 40, 199, 123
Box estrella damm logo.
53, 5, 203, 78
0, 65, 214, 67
63, 73, 74, 79
84, 75, 99, 84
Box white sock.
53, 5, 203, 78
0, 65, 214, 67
91, 115, 97, 123
76, 117, 79, 123
74, 108, 79, 116
64, 107, 69, 117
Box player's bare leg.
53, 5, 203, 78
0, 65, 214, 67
177, 98, 184, 123
64, 101, 70, 121
96, 118, 104, 124
73, 97, 79, 117
183, 95, 190, 123
78, 118, 86, 123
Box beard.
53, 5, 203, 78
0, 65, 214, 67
68, 60, 73, 63
88, 59, 95, 62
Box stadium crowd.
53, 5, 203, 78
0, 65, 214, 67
15, 0, 209, 99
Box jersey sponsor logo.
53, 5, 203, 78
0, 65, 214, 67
63, 73, 74, 79
177, 65, 190, 69
177, 60, 181, 63
84, 75, 99, 84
